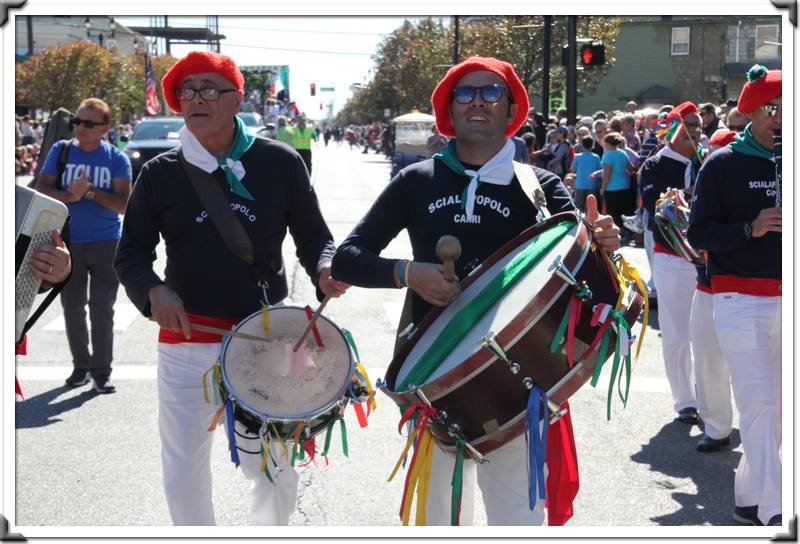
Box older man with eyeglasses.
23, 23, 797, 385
332, 56, 620, 526
35, 97, 132, 394
688, 65, 782, 528
114, 51, 347, 526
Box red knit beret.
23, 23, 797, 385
430, 56, 529, 138
708, 128, 737, 147
668, 101, 699, 120
161, 51, 244, 113
737, 65, 782, 114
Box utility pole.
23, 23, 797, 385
566, 16, 578, 125
542, 15, 552, 115
453, 16, 460, 65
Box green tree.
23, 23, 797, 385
16, 40, 178, 121
337, 16, 623, 123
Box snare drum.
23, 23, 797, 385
380, 212, 644, 457
216, 306, 356, 445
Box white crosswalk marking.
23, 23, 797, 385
42, 303, 141, 332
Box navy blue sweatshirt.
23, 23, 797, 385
114, 137, 335, 318
640, 150, 694, 252
687, 146, 780, 281
331, 158, 574, 325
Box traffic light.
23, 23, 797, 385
310, 83, 316, 96
580, 43, 605, 66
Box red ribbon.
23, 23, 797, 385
352, 401, 368, 428
304, 305, 324, 347
565, 295, 583, 368
397, 402, 438, 519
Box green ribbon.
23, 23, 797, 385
450, 439, 466, 526
343, 328, 361, 363
260, 443, 276, 484
321, 414, 349, 458
217, 115, 257, 200
433, 140, 477, 211
729, 123, 774, 160
588, 309, 632, 420
397, 221, 574, 391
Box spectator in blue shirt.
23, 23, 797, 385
569, 136, 602, 212
600, 131, 633, 232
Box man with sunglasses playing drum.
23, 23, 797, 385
114, 51, 348, 526
688, 65, 782, 527
35, 97, 132, 394
332, 56, 619, 525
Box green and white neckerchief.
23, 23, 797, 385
729, 123, 775, 161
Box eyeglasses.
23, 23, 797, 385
758, 103, 781, 117
451, 84, 508, 105
71, 117, 108, 129
175, 87, 237, 101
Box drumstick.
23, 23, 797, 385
190, 323, 273, 343
292, 295, 331, 352
436, 235, 462, 282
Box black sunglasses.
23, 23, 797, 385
176, 87, 237, 101
70, 116, 108, 129
451, 84, 508, 105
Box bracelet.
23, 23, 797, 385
403, 260, 412, 290
394, 260, 405, 288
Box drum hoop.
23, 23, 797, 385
219, 305, 355, 423
423, 231, 592, 404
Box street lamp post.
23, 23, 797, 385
109, 17, 117, 38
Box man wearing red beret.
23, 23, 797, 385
332, 56, 620, 525
114, 51, 348, 525
640, 101, 706, 428
688, 65, 782, 527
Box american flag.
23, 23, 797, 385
145, 53, 160, 115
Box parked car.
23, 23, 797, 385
123, 117, 184, 181
257, 123, 277, 140
237, 111, 264, 135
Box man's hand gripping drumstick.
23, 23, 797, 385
585, 194, 621, 254
401, 236, 462, 308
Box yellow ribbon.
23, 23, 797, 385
208, 402, 225, 432
260, 303, 269, 336
269, 422, 289, 460
356, 362, 377, 411
400, 429, 434, 526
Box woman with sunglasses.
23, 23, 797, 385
34, 97, 132, 394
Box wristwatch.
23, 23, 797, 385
84, 190, 95, 200
743, 221, 753, 239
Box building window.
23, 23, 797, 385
755, 24, 779, 59
671, 27, 690, 56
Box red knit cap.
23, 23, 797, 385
161, 51, 244, 113
708, 128, 737, 147
430, 56, 529, 138
737, 65, 782, 114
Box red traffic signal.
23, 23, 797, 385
580, 43, 605, 66
310, 83, 316, 96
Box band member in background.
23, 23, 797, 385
114, 51, 347, 526
35, 97, 132, 394
688, 65, 782, 527
640, 102, 705, 426
332, 56, 620, 526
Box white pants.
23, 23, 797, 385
690, 290, 733, 439
642, 216, 656, 294
652, 252, 697, 412
713, 293, 781, 524
158, 342, 300, 525
424, 430, 546, 525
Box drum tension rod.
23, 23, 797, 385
548, 256, 578, 287
480, 332, 520, 374
410, 385, 487, 464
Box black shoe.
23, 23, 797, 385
696, 434, 731, 452
65, 369, 90, 387
677, 407, 700, 425
647, 296, 658, 310
733, 505, 763, 526
92, 379, 116, 394
768, 514, 782, 526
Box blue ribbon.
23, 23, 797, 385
224, 399, 240, 467
524, 385, 548, 510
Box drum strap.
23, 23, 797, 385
178, 150, 269, 283
512, 161, 551, 219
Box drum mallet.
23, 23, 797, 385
292, 295, 332, 352
436, 235, 462, 282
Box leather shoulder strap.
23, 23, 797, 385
512, 160, 551, 219
178, 149, 257, 269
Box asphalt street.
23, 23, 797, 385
10, 142, 784, 539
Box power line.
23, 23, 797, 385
222, 42, 374, 56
